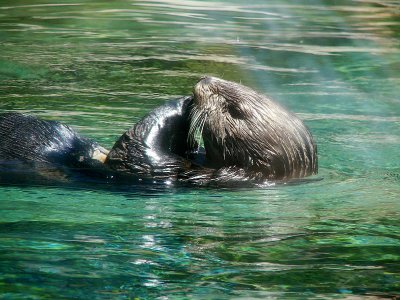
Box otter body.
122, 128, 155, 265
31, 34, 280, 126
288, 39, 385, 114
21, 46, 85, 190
0, 112, 110, 184
0, 77, 317, 187
0, 112, 108, 166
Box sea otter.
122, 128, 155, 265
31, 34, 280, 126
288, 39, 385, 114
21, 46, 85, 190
0, 77, 317, 186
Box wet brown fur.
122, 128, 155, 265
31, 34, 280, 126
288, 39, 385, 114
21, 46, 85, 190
189, 77, 317, 180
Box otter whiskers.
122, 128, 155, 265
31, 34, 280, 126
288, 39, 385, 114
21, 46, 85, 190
188, 106, 207, 153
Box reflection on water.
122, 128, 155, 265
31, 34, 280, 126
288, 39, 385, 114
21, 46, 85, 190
0, 0, 400, 299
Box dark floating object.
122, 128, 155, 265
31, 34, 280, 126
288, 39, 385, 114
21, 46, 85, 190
0, 77, 317, 187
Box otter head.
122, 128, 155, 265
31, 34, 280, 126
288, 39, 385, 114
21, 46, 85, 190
189, 76, 317, 180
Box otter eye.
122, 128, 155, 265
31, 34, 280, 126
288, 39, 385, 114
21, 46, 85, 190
227, 103, 247, 119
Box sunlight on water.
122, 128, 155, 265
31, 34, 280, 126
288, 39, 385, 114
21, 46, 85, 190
0, 0, 400, 299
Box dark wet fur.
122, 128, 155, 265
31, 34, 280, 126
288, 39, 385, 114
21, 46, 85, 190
0, 112, 110, 183
105, 96, 198, 180
0, 113, 106, 168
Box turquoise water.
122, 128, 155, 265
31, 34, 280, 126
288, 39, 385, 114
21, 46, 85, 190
1, 0, 400, 299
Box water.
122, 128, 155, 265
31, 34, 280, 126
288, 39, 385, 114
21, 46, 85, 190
1, 0, 400, 298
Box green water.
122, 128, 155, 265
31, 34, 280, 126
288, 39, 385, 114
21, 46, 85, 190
1, 0, 400, 299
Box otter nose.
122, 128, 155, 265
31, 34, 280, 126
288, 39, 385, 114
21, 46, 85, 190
195, 76, 214, 94
197, 77, 222, 92
198, 76, 213, 85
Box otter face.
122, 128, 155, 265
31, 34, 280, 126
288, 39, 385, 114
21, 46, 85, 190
190, 76, 317, 179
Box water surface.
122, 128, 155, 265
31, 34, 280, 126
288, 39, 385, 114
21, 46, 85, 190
0, 0, 400, 299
